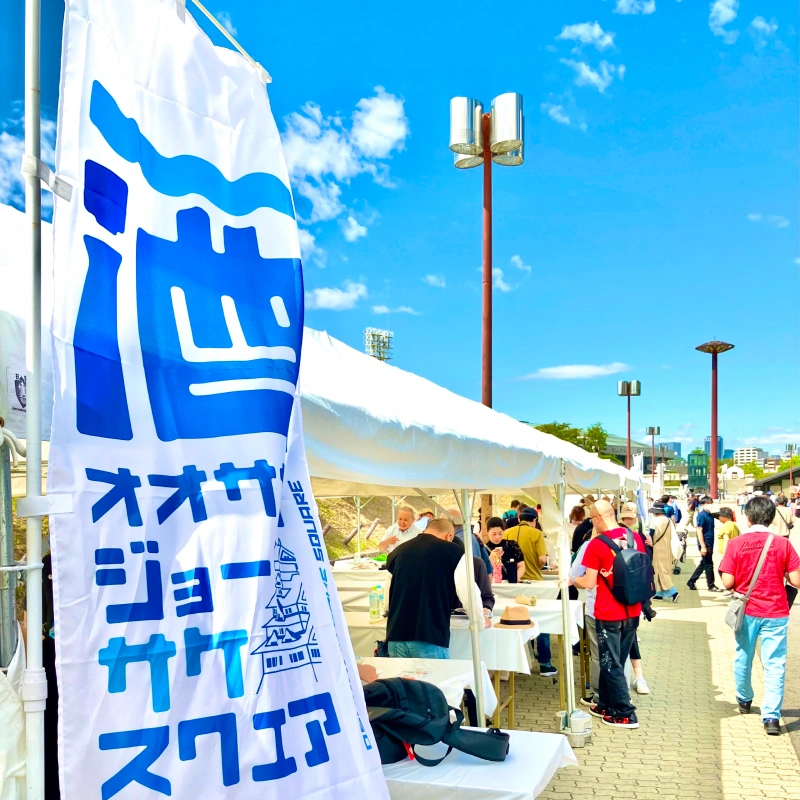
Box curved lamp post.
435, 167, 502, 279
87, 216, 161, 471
449, 93, 524, 408
696, 341, 734, 499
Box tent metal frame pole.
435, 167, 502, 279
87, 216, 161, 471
23, 0, 47, 795
455, 489, 485, 723
355, 497, 362, 558
0, 443, 16, 668
412, 489, 456, 521
557, 462, 577, 724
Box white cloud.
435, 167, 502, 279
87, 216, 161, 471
372, 305, 420, 315
305, 281, 367, 311
614, 0, 656, 13
519, 362, 630, 380
510, 254, 531, 273
540, 101, 588, 131
557, 22, 615, 51
709, 0, 739, 44
560, 59, 623, 93
282, 88, 408, 223
741, 432, 800, 447
748, 212, 790, 228
0, 108, 56, 218
423, 274, 446, 288
492, 268, 512, 292
750, 16, 778, 45
351, 87, 408, 159
297, 228, 326, 268
542, 103, 571, 126
341, 215, 368, 242
215, 11, 237, 36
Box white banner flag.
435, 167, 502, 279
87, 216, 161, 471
48, 2, 388, 798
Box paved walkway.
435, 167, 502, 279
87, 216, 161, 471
507, 548, 800, 800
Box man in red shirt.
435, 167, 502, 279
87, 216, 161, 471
573, 499, 646, 729
719, 495, 800, 736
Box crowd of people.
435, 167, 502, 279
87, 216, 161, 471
371, 488, 800, 736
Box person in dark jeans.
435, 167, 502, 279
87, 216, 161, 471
688, 496, 722, 592
573, 499, 647, 729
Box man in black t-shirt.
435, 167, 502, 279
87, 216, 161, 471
386, 517, 487, 659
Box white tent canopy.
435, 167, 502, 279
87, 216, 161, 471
301, 328, 637, 497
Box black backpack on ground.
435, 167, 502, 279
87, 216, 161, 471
364, 677, 510, 767
597, 529, 655, 607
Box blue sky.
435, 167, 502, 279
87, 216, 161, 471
1, 0, 798, 453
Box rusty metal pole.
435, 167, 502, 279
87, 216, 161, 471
626, 393, 631, 470
710, 352, 719, 499
481, 113, 493, 526
651, 432, 655, 483
482, 112, 492, 408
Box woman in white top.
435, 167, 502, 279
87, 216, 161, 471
772, 496, 794, 539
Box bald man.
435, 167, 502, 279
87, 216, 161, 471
379, 507, 421, 553
573, 499, 648, 729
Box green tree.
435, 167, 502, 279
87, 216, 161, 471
580, 422, 608, 454
535, 421, 608, 454
690, 448, 705, 454
739, 461, 765, 480
534, 422, 583, 446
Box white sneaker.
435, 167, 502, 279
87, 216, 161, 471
633, 677, 650, 695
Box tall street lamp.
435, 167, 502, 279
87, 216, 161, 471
449, 94, 524, 408
617, 381, 641, 469
787, 443, 796, 490
646, 426, 660, 482
696, 340, 734, 500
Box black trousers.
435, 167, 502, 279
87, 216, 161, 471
689, 549, 716, 588
596, 617, 639, 719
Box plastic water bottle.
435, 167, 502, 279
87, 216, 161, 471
369, 586, 380, 623
377, 584, 385, 616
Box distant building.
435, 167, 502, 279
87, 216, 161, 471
722, 465, 744, 479
723, 449, 734, 460
688, 452, 709, 492
734, 447, 768, 467
661, 441, 682, 458
763, 458, 782, 473
705, 436, 724, 459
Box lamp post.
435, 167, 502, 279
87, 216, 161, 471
449, 94, 524, 409
787, 443, 796, 491
646, 426, 660, 482
696, 341, 734, 500
617, 381, 641, 469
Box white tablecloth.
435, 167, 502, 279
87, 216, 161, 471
383, 728, 578, 800
492, 598, 583, 645
345, 612, 539, 673
492, 581, 585, 602
361, 657, 498, 717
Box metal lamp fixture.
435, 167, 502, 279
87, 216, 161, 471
449, 93, 525, 168
647, 426, 660, 482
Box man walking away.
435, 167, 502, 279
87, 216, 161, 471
503, 499, 520, 526
719, 496, 800, 736
570, 524, 600, 705
386, 517, 487, 658
687, 493, 699, 529
573, 500, 650, 729
688, 496, 722, 592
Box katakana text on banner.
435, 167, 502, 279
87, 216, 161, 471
48, 2, 388, 797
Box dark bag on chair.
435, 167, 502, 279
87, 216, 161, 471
364, 678, 510, 766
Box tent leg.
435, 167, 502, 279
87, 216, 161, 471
355, 497, 361, 559
556, 463, 577, 726
456, 489, 485, 723
391, 496, 396, 525
0, 443, 17, 668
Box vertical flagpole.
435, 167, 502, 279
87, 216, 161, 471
23, 0, 47, 797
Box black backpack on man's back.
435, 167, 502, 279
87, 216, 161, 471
364, 677, 509, 766
597, 529, 655, 607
